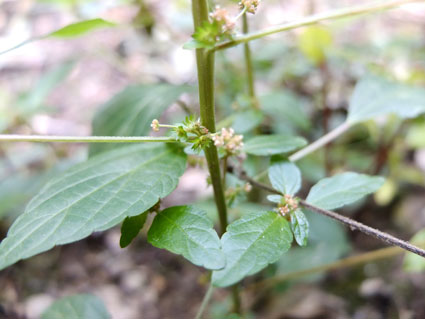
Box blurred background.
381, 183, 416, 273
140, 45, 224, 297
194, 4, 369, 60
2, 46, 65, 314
1, 0, 425, 318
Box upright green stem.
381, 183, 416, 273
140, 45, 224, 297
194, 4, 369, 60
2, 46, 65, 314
242, 13, 257, 108
191, 0, 228, 235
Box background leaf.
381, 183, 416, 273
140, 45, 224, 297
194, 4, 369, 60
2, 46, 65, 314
403, 229, 425, 273
243, 135, 307, 156
212, 211, 293, 287
48, 19, 116, 38
148, 205, 225, 270
290, 209, 309, 246
297, 26, 333, 66
41, 294, 110, 319
268, 157, 301, 195
120, 212, 148, 248
306, 172, 385, 210
90, 84, 190, 155
347, 76, 425, 124
0, 144, 186, 270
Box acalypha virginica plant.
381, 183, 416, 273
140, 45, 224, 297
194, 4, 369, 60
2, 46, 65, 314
1, 0, 425, 317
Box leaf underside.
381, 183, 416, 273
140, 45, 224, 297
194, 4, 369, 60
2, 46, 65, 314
0, 144, 186, 270
268, 158, 302, 195
306, 172, 385, 210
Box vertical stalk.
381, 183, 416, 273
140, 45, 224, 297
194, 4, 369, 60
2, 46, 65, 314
191, 1, 241, 314
242, 13, 258, 109
191, 0, 228, 234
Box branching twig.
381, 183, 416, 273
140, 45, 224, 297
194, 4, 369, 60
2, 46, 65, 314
214, 0, 423, 51
230, 165, 425, 258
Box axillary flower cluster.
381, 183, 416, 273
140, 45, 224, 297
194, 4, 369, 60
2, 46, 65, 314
151, 117, 243, 156
277, 194, 299, 217
239, 0, 261, 14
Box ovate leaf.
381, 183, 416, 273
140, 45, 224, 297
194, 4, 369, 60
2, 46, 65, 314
267, 195, 282, 204
290, 209, 309, 246
0, 144, 186, 270
306, 172, 385, 210
120, 212, 148, 248
90, 84, 190, 155
41, 294, 110, 319
268, 157, 301, 195
148, 206, 224, 270
212, 211, 293, 287
347, 76, 425, 124
243, 135, 307, 156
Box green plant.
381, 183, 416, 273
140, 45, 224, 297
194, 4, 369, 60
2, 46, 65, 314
1, 0, 425, 317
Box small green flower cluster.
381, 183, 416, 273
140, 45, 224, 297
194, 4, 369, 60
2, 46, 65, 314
239, 0, 261, 14
172, 116, 211, 152
277, 194, 299, 217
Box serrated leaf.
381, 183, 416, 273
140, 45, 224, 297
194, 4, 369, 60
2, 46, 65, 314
347, 76, 425, 124
0, 144, 186, 270
403, 229, 425, 273
212, 211, 293, 287
148, 206, 224, 270
48, 19, 116, 38
290, 209, 309, 246
243, 135, 307, 156
268, 157, 301, 195
306, 172, 385, 210
90, 84, 190, 155
120, 212, 148, 248
41, 294, 110, 319
267, 195, 282, 204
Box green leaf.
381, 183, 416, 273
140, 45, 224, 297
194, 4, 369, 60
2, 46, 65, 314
120, 212, 148, 248
48, 19, 116, 38
290, 209, 309, 246
268, 157, 301, 195
0, 144, 186, 270
347, 76, 425, 124
41, 294, 110, 319
267, 195, 282, 204
297, 26, 332, 66
277, 210, 350, 281
260, 91, 311, 132
306, 172, 385, 210
243, 135, 307, 156
148, 206, 224, 270
212, 211, 293, 287
90, 84, 190, 155
1, 19, 116, 56
18, 61, 75, 113
403, 229, 425, 273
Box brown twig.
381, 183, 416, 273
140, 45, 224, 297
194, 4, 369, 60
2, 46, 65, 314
229, 164, 425, 258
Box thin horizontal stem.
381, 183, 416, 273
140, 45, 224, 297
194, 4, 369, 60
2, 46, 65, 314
300, 200, 425, 258
250, 245, 405, 290
289, 121, 351, 162
214, 0, 422, 51
230, 166, 425, 258
0, 134, 178, 143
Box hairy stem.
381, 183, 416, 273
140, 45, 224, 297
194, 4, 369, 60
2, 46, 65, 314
214, 0, 422, 51
231, 166, 425, 258
289, 121, 351, 162
192, 0, 229, 236
0, 134, 177, 143
242, 13, 257, 109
